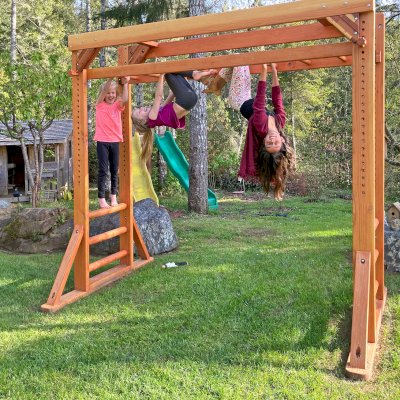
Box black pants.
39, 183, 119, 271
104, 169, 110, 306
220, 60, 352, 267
165, 71, 198, 111
97, 141, 119, 198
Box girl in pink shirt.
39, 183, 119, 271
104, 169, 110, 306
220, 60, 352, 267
94, 77, 130, 209
131, 70, 215, 162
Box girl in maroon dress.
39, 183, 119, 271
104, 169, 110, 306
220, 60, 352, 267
131, 70, 215, 162
237, 64, 295, 200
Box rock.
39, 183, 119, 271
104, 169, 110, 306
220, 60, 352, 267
384, 218, 400, 273
0, 208, 73, 253
134, 198, 178, 256
90, 199, 178, 256
0, 199, 11, 209
389, 218, 400, 231
0, 201, 178, 256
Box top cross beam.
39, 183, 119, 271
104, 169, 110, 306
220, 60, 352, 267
68, 0, 375, 52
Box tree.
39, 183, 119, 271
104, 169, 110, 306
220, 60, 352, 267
102, 0, 175, 26
0, 54, 70, 206
188, 0, 209, 214
0, 0, 72, 207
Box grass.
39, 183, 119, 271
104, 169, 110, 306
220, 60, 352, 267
0, 194, 399, 399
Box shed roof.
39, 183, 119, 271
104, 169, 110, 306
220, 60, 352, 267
0, 120, 72, 146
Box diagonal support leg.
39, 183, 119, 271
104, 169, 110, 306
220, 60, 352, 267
42, 225, 83, 309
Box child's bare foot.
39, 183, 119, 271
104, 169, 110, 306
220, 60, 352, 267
110, 194, 118, 207
99, 198, 111, 209
193, 69, 218, 81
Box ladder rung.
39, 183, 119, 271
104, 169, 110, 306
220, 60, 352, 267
374, 218, 379, 231
89, 250, 128, 272
88, 203, 127, 219
89, 226, 128, 245
374, 249, 379, 264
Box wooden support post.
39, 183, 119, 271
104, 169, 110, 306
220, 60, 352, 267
72, 66, 90, 292
117, 46, 134, 268
347, 251, 371, 372
375, 13, 385, 301
347, 10, 378, 380
118, 46, 152, 264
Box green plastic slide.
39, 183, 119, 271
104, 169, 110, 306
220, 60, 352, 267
154, 131, 218, 210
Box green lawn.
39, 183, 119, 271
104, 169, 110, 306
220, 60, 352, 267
0, 195, 399, 399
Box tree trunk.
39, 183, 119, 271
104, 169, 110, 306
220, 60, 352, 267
99, 0, 107, 67
19, 138, 36, 206
188, 0, 208, 214
10, 0, 17, 64
135, 83, 144, 106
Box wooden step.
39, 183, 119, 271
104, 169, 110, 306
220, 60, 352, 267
89, 226, 128, 245
89, 250, 128, 272
88, 203, 127, 219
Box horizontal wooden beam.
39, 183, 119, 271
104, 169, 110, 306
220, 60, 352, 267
69, 0, 374, 51
129, 56, 352, 82
250, 56, 352, 73
87, 42, 353, 80
145, 23, 344, 59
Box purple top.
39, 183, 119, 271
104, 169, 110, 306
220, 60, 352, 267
148, 103, 186, 129
238, 82, 286, 180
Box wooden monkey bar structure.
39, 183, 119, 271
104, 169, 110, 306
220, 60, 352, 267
42, 0, 386, 381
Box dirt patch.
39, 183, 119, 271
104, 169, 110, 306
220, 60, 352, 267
168, 210, 187, 219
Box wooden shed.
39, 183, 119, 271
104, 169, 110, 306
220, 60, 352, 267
0, 120, 73, 200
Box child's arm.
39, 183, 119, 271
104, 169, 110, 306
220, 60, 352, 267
251, 64, 268, 135
270, 63, 286, 128
148, 74, 165, 120
259, 63, 268, 83
162, 89, 175, 107
271, 63, 279, 87
96, 78, 114, 105
119, 76, 131, 105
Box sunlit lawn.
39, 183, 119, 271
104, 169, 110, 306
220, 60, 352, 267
0, 195, 399, 399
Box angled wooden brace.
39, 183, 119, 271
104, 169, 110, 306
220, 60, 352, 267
42, 225, 83, 309
319, 14, 366, 47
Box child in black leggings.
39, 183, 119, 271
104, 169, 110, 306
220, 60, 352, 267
131, 70, 215, 161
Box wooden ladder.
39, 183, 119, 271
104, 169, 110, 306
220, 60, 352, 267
41, 49, 153, 312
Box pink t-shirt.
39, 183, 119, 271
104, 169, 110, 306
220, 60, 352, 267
94, 101, 125, 142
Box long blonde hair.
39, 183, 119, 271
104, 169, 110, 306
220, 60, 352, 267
132, 115, 154, 162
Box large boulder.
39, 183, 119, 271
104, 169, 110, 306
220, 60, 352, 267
384, 218, 400, 273
0, 200, 178, 256
90, 198, 178, 256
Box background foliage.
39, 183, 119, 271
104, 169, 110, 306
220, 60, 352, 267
0, 0, 399, 201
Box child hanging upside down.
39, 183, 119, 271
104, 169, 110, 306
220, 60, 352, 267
131, 70, 216, 162
204, 64, 295, 200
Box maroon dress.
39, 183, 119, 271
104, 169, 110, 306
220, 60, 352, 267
238, 81, 286, 180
